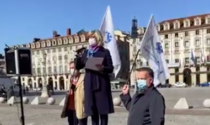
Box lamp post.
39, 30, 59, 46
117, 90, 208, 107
40, 50, 49, 97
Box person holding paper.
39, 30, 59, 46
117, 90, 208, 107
75, 30, 114, 125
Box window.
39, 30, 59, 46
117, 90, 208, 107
64, 47, 67, 51
32, 68, 36, 75
164, 24, 169, 30
196, 57, 200, 63
165, 59, 169, 63
175, 33, 178, 37
185, 31, 189, 36
42, 68, 46, 74
185, 21, 189, 27
195, 30, 200, 35
185, 58, 189, 63
195, 19, 200, 26
175, 68, 179, 82
184, 41, 189, 47
195, 39, 200, 46
52, 39, 57, 45
140, 61, 143, 66
65, 65, 68, 73
59, 66, 63, 73
54, 66, 57, 73
58, 55, 62, 60
64, 55, 68, 60
47, 40, 51, 46
37, 68, 41, 74
207, 18, 210, 24
206, 38, 210, 45
174, 22, 179, 29
58, 48, 62, 52
53, 48, 56, 52
165, 43, 169, 48
164, 34, 168, 39
48, 67, 51, 74
175, 42, 179, 47
207, 55, 210, 62
175, 59, 179, 63
207, 29, 210, 34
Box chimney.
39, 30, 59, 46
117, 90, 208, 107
33, 38, 41, 42
117, 35, 120, 41
53, 31, 57, 37
124, 37, 127, 41
66, 28, 71, 36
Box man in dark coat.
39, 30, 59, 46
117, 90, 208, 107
75, 31, 114, 125
120, 67, 165, 125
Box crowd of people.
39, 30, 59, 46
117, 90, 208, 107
60, 30, 166, 125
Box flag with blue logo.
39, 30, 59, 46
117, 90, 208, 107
190, 49, 196, 65
99, 6, 121, 77
140, 15, 170, 87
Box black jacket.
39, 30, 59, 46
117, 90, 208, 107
120, 86, 165, 125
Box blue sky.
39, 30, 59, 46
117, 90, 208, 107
0, 0, 210, 52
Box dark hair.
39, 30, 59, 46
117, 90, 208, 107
136, 67, 154, 78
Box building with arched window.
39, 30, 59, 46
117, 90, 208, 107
11, 29, 129, 90
128, 13, 210, 86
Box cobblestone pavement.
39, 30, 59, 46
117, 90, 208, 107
0, 105, 209, 125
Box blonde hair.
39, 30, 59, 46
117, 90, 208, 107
87, 30, 104, 46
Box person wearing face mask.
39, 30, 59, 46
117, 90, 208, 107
61, 61, 87, 125
120, 67, 165, 125
74, 30, 114, 125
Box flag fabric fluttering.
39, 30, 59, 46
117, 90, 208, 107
99, 5, 121, 77
190, 49, 196, 65
140, 15, 170, 87
179, 57, 184, 67
200, 49, 206, 64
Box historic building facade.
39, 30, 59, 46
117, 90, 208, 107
14, 29, 129, 90
0, 54, 6, 75
128, 14, 210, 86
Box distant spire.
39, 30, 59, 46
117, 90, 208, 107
131, 17, 138, 38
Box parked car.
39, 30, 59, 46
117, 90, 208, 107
199, 82, 210, 87
157, 83, 172, 88
173, 82, 187, 88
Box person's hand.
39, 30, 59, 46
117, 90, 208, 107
95, 64, 104, 71
122, 84, 129, 95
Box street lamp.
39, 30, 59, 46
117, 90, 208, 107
40, 50, 49, 97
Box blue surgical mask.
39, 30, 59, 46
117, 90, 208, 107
136, 79, 147, 91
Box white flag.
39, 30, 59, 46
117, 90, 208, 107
140, 15, 170, 87
99, 6, 121, 77
189, 49, 196, 65
200, 49, 205, 64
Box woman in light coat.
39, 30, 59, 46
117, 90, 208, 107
61, 61, 86, 125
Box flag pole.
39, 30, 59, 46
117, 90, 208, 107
127, 38, 141, 85
126, 15, 154, 85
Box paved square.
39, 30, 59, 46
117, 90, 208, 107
0, 105, 209, 125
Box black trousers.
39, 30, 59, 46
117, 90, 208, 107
67, 109, 78, 125
78, 114, 108, 125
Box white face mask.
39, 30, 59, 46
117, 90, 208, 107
70, 69, 74, 75
88, 38, 97, 46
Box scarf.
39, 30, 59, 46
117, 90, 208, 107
87, 45, 99, 57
